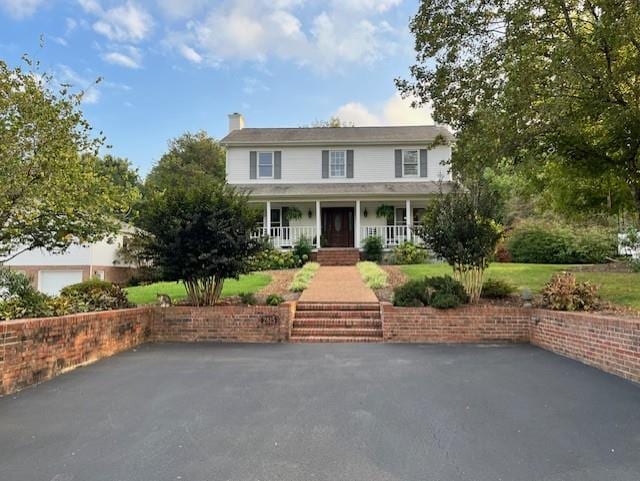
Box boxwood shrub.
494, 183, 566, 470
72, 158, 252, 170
392, 275, 468, 309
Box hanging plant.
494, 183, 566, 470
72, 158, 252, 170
375, 204, 395, 220
284, 206, 303, 221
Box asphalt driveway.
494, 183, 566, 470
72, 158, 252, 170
1, 343, 639, 481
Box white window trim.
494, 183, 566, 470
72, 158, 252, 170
329, 150, 347, 178
402, 149, 419, 177
257, 151, 274, 179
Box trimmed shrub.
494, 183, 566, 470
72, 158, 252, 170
238, 292, 257, 305
248, 248, 298, 271
0, 269, 51, 320
290, 262, 320, 292
506, 222, 616, 264
391, 241, 428, 264
266, 294, 284, 306
293, 236, 313, 265
60, 279, 130, 312
362, 236, 384, 262
392, 275, 467, 309
356, 261, 388, 289
541, 272, 599, 311
481, 278, 517, 299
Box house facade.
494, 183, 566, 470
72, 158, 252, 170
5, 229, 136, 295
221, 113, 455, 252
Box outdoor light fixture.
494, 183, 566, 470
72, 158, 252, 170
363, 208, 368, 218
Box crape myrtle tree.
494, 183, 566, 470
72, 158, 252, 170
414, 185, 503, 302
0, 56, 137, 263
139, 183, 262, 306
397, 0, 640, 219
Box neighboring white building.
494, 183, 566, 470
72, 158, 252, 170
5, 229, 136, 295
220, 113, 455, 251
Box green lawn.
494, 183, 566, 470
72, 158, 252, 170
125, 273, 272, 305
400, 263, 640, 309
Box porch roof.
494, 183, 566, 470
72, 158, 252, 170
233, 181, 455, 199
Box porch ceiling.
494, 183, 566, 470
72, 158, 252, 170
234, 181, 454, 199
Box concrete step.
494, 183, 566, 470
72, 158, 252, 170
292, 328, 383, 338
293, 318, 382, 329
290, 335, 383, 343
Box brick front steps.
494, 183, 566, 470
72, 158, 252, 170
316, 248, 361, 266
291, 302, 383, 343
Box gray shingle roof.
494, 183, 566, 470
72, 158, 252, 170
220, 125, 454, 146
232, 181, 454, 198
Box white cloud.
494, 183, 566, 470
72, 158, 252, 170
165, 0, 401, 71
243, 77, 270, 95
102, 46, 142, 68
333, 94, 434, 126
156, 0, 208, 19
178, 45, 202, 64
0, 0, 45, 18
79, 1, 153, 43
51, 36, 68, 46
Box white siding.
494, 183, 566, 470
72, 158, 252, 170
227, 145, 452, 184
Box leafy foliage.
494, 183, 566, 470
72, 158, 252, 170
356, 261, 389, 289
392, 275, 467, 309
507, 222, 616, 264
362, 236, 384, 262
0, 269, 50, 320
290, 262, 320, 292
0, 57, 138, 262
481, 278, 517, 299
138, 183, 262, 305
391, 241, 428, 265
266, 294, 284, 306
414, 186, 503, 301
238, 292, 257, 305
293, 236, 313, 265
248, 247, 299, 271
541, 272, 599, 311
398, 0, 640, 217
59, 279, 130, 312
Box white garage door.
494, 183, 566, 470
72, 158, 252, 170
39, 270, 83, 296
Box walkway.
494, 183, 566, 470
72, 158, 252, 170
298, 266, 378, 303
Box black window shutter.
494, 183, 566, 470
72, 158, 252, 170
322, 150, 329, 178
249, 151, 257, 179
274, 151, 282, 179
420, 149, 428, 177
346, 150, 354, 178
394, 149, 402, 177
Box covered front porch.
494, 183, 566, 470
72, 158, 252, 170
251, 199, 430, 250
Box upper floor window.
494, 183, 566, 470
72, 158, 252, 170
258, 151, 274, 178
402, 150, 419, 176
329, 150, 346, 178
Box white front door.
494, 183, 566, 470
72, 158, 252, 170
39, 270, 83, 296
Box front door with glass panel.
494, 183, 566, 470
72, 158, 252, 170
322, 208, 354, 247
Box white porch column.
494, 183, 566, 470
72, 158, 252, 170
266, 201, 271, 238
406, 199, 412, 242
315, 200, 321, 249
355, 200, 361, 249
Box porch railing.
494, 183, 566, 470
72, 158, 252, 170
251, 226, 317, 249
361, 225, 415, 249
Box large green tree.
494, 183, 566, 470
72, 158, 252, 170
398, 0, 640, 217
0, 57, 137, 263
144, 131, 226, 193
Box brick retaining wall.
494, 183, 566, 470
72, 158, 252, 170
0, 307, 151, 395
150, 304, 293, 343
530, 310, 640, 384
381, 303, 531, 343
1, 302, 639, 395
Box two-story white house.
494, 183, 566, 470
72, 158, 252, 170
221, 113, 455, 256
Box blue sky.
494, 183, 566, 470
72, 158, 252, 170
0, 0, 433, 175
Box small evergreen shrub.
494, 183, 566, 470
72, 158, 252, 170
60, 279, 130, 312
392, 275, 467, 309
362, 236, 384, 262
481, 278, 517, 299
541, 272, 599, 311
239, 292, 257, 305
293, 236, 313, 265
0, 269, 51, 320
391, 241, 427, 264
266, 294, 284, 306
356, 261, 388, 289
